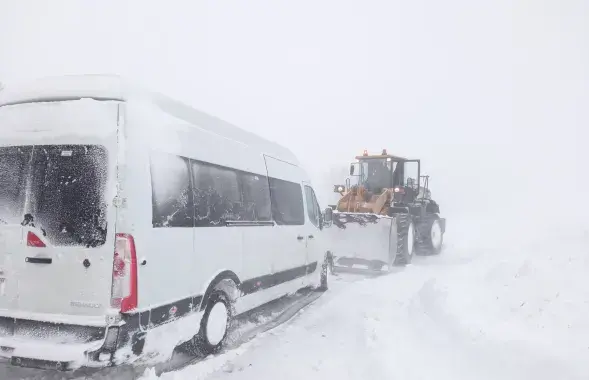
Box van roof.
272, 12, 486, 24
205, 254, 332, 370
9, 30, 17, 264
0, 74, 299, 166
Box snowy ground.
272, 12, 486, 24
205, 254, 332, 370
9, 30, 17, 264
141, 216, 589, 380
2, 214, 587, 380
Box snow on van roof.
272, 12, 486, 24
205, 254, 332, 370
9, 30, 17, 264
0, 74, 299, 166
0, 74, 127, 105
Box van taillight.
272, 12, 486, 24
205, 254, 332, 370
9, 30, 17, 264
27, 231, 46, 247
110, 234, 138, 313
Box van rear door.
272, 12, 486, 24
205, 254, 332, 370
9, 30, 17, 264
0, 143, 115, 318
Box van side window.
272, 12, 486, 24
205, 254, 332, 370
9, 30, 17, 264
304, 185, 320, 228
269, 178, 304, 225
192, 161, 241, 226
150, 152, 193, 228
150, 154, 274, 227
240, 173, 272, 221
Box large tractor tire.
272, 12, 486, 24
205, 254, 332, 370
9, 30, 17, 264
394, 214, 416, 265
416, 214, 444, 255
317, 252, 334, 291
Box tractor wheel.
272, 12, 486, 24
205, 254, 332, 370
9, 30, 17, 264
317, 253, 333, 291
416, 214, 444, 255
394, 214, 415, 265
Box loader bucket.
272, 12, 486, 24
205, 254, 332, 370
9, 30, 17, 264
323, 212, 397, 271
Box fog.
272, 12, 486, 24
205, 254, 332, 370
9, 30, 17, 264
1, 0, 587, 224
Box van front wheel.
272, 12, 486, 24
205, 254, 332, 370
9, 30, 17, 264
195, 290, 232, 355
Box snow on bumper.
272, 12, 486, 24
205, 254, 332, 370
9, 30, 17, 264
0, 313, 134, 370
0, 307, 207, 371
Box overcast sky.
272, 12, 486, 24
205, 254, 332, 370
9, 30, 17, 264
1, 0, 587, 219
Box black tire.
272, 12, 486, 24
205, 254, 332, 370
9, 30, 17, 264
192, 290, 233, 355
317, 253, 333, 291
394, 214, 416, 265
416, 214, 444, 255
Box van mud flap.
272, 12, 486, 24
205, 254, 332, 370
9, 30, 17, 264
324, 212, 396, 270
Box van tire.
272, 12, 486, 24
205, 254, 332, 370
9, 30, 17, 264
131, 331, 146, 356
193, 290, 232, 355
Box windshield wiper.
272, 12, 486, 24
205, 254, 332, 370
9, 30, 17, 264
84, 224, 107, 248
21, 214, 47, 236
21, 213, 35, 227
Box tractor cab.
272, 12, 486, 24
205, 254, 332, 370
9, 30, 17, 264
348, 149, 421, 205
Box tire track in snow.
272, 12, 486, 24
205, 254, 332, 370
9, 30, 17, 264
404, 277, 585, 380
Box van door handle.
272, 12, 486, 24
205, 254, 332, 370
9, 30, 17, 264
308, 235, 314, 239
25, 257, 52, 264
297, 235, 304, 241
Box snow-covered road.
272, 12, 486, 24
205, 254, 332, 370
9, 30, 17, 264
143, 217, 589, 380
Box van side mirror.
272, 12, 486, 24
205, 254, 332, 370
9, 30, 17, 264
349, 164, 355, 175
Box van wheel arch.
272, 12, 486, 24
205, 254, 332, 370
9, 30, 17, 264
185, 272, 239, 356
199, 270, 241, 312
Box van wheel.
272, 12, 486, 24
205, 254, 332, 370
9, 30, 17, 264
194, 290, 232, 355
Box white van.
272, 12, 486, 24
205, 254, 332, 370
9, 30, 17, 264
0, 75, 334, 370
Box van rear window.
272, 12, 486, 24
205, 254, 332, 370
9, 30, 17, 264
0, 145, 109, 247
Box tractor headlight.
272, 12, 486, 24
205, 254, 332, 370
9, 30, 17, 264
333, 185, 346, 193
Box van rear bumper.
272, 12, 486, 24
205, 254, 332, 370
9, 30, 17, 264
0, 314, 139, 370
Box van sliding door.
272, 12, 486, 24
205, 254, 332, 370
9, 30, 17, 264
262, 155, 307, 284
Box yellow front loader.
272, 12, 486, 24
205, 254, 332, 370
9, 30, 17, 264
325, 149, 446, 271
